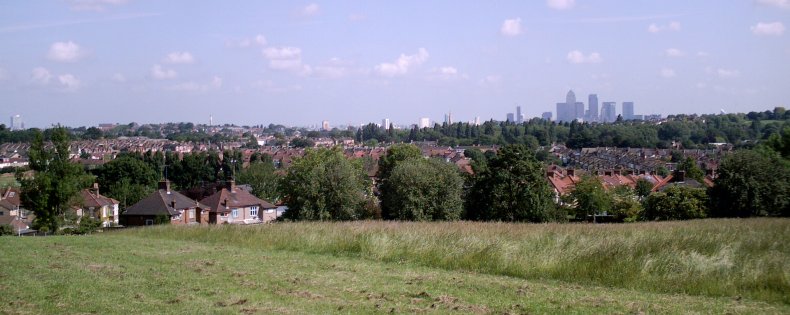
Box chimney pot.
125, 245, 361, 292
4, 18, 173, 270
158, 180, 171, 192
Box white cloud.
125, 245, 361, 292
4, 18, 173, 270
168, 76, 223, 92
301, 3, 320, 16
751, 22, 785, 36
58, 74, 81, 90
229, 34, 267, 48
660, 68, 676, 78
31, 67, 52, 84
478, 75, 502, 86
567, 50, 602, 64
262, 46, 311, 75
250, 80, 303, 93
164, 51, 195, 64
648, 21, 681, 33
500, 18, 523, 36
697, 51, 710, 57
755, 0, 790, 9
665, 48, 685, 57
150, 64, 177, 80
375, 48, 429, 77
717, 68, 740, 78
47, 41, 84, 62
547, 0, 575, 10
112, 73, 126, 82
428, 66, 469, 81
67, 0, 128, 11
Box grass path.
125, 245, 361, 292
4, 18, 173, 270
1, 234, 788, 314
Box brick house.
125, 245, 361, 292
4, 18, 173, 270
121, 180, 210, 226
200, 180, 277, 224
75, 184, 119, 227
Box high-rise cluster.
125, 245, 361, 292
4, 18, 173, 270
555, 90, 637, 123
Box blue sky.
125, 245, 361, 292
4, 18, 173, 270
0, 0, 788, 128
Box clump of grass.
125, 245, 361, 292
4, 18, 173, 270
117, 218, 790, 304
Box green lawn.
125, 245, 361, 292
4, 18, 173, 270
1, 219, 789, 314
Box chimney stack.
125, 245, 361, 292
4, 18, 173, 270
675, 170, 686, 182
227, 180, 236, 192
158, 180, 171, 193
92, 183, 100, 197
567, 169, 575, 177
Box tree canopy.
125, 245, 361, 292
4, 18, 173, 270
380, 158, 464, 221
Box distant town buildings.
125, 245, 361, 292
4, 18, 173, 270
542, 112, 553, 121
10, 115, 23, 131
551, 90, 646, 123
516, 106, 523, 123
382, 118, 390, 129
506, 113, 515, 123
444, 112, 453, 125
321, 120, 330, 131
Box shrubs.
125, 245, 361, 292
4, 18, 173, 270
381, 158, 464, 221
644, 185, 708, 220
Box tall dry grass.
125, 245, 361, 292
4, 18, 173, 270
117, 218, 790, 303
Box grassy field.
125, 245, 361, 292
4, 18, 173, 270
1, 219, 788, 314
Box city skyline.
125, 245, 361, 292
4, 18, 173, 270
1, 1, 788, 128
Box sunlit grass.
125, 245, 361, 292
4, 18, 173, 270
118, 218, 790, 304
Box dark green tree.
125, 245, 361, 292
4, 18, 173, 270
644, 185, 708, 220
18, 127, 92, 232
280, 148, 371, 220
380, 158, 464, 221
635, 178, 654, 198
96, 156, 158, 210
466, 144, 557, 222
709, 150, 790, 217
677, 157, 704, 182
568, 175, 611, 221
236, 159, 280, 202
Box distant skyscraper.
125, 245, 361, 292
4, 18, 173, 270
566, 90, 576, 107
382, 118, 390, 129
418, 117, 431, 129
321, 120, 330, 131
516, 106, 523, 123
473, 116, 481, 126
574, 102, 585, 120
601, 102, 617, 123
588, 94, 599, 122
506, 113, 515, 123
556, 102, 573, 122
622, 102, 634, 120
10, 115, 23, 131
444, 112, 453, 125
542, 112, 553, 121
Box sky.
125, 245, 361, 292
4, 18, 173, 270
0, 0, 789, 128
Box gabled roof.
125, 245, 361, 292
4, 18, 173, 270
123, 189, 209, 216
200, 188, 275, 214
78, 189, 118, 208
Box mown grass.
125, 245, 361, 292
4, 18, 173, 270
118, 218, 790, 304
1, 231, 789, 314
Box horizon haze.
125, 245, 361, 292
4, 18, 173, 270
1, 1, 788, 128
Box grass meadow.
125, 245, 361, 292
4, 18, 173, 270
1, 218, 788, 314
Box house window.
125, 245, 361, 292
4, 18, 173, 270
231, 209, 239, 218
145, 219, 154, 225
0, 211, 4, 216
266, 209, 274, 213
188, 209, 195, 219
250, 206, 258, 217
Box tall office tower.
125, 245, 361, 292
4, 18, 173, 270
321, 120, 330, 131
575, 102, 585, 120
444, 112, 453, 125
516, 106, 523, 123
566, 90, 576, 107
556, 102, 573, 122
588, 94, 599, 122
542, 112, 553, 121
506, 113, 515, 123
382, 118, 390, 129
601, 102, 617, 123
10, 115, 23, 131
418, 117, 431, 129
622, 102, 634, 120
473, 116, 481, 126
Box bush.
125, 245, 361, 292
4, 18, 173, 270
644, 185, 708, 220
